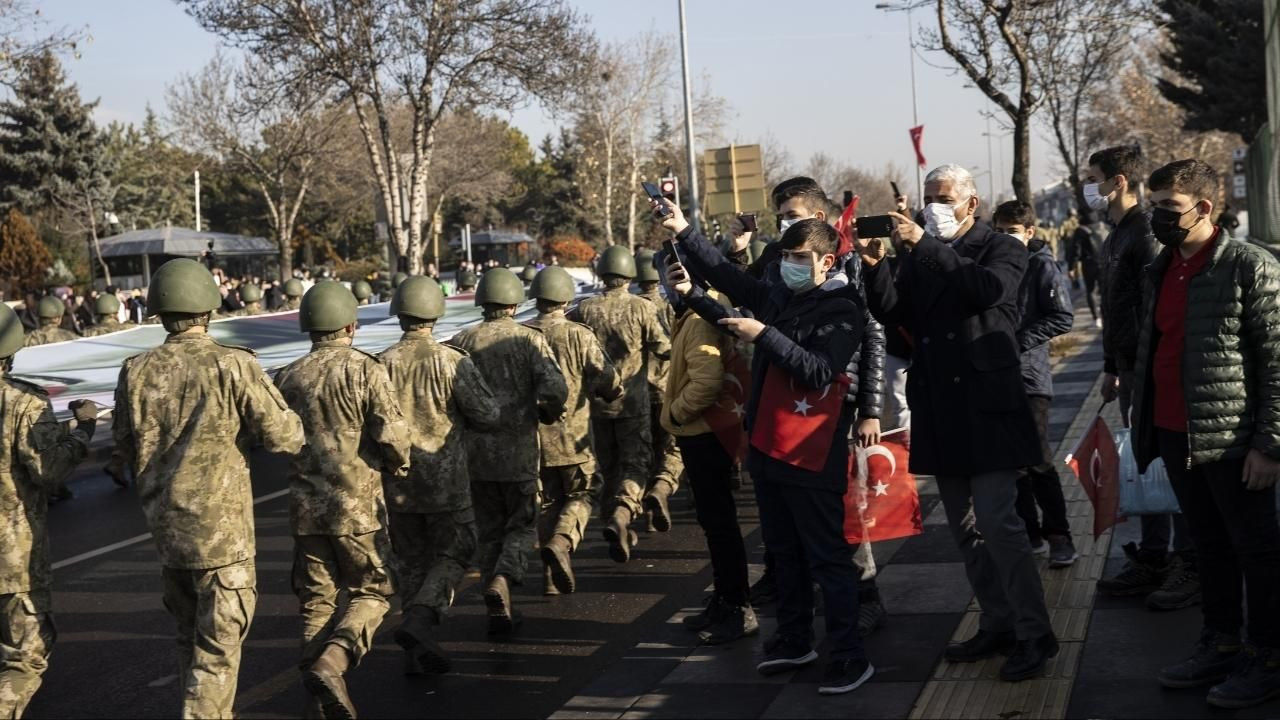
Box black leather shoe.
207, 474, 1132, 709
1000, 633, 1060, 682
944, 629, 1017, 663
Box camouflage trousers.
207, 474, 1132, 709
0, 591, 55, 720
593, 415, 652, 520
387, 508, 478, 620
649, 401, 683, 493
538, 463, 595, 551
161, 559, 256, 720
472, 480, 538, 585
292, 532, 393, 669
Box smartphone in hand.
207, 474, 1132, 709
738, 213, 757, 232
855, 214, 896, 239
642, 181, 671, 217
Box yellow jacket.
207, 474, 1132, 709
661, 296, 730, 437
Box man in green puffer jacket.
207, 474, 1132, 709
1131, 159, 1280, 710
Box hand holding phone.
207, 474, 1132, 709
738, 213, 757, 233
642, 182, 671, 217
855, 214, 897, 239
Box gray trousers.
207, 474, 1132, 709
938, 471, 1053, 640
883, 353, 911, 433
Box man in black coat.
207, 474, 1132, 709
860, 164, 1055, 682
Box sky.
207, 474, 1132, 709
36, 0, 1063, 202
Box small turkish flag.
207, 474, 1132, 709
749, 365, 849, 472
909, 125, 926, 168
844, 431, 922, 544
1066, 415, 1123, 538
832, 195, 860, 258
704, 341, 752, 460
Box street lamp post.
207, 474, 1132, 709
876, 0, 931, 204
677, 0, 701, 234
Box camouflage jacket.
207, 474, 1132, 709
451, 316, 569, 483
526, 310, 623, 468
114, 333, 304, 569
81, 320, 134, 338
636, 285, 674, 399
0, 377, 92, 595
569, 287, 670, 418
225, 305, 264, 318
280, 297, 302, 312
275, 341, 411, 536
24, 326, 78, 347
379, 332, 501, 514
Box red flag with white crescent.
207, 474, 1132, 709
748, 366, 850, 472
704, 342, 752, 460
909, 125, 926, 167
1066, 415, 1122, 538
844, 431, 921, 543
832, 195, 860, 258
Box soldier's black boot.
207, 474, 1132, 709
540, 535, 575, 594
394, 605, 451, 674
303, 643, 356, 719
643, 482, 674, 532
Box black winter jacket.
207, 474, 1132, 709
864, 221, 1043, 475
1101, 206, 1159, 374
1132, 231, 1280, 471
677, 226, 864, 492
1018, 239, 1074, 398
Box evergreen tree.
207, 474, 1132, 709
0, 208, 51, 297
1157, 0, 1266, 141
106, 107, 197, 230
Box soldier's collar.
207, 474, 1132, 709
311, 339, 353, 349
165, 332, 213, 344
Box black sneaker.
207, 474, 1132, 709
999, 633, 1060, 682
818, 658, 875, 695
1158, 629, 1241, 688
1047, 534, 1079, 569
698, 604, 759, 645
1208, 646, 1280, 709
682, 595, 727, 633
1146, 556, 1202, 611
944, 629, 1017, 663
857, 591, 887, 638
757, 636, 819, 676
749, 573, 778, 606
1096, 542, 1167, 597
1029, 538, 1049, 557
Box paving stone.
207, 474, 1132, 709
885, 524, 962, 564
875, 563, 973, 614
619, 683, 784, 719
761, 681, 923, 719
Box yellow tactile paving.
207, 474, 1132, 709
908, 328, 1110, 720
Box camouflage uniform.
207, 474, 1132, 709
379, 332, 501, 620
526, 309, 622, 552
570, 287, 670, 521
113, 333, 303, 719
636, 284, 683, 499
0, 377, 92, 718
227, 304, 264, 318
450, 315, 568, 585
274, 342, 411, 669
22, 325, 77, 347
280, 297, 302, 312
80, 319, 134, 338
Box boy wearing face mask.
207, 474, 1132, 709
656, 199, 874, 696
1130, 160, 1280, 708
861, 164, 1056, 682
1084, 144, 1200, 611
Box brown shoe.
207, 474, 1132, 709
484, 575, 517, 636
644, 482, 673, 532
303, 644, 356, 719
602, 508, 635, 563
540, 536, 575, 594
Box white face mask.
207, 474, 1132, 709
778, 217, 796, 234
923, 203, 962, 240
1082, 182, 1111, 212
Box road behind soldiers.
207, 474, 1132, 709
29, 450, 748, 719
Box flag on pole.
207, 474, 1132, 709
832, 195, 860, 258
909, 125, 926, 167
1065, 414, 1123, 538
703, 342, 752, 460
749, 367, 850, 472
844, 431, 921, 543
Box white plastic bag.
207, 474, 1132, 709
1114, 428, 1182, 516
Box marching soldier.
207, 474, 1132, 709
232, 284, 265, 317
113, 258, 304, 718
633, 249, 683, 532
519, 265, 538, 287
451, 268, 567, 634
570, 246, 669, 563
526, 267, 623, 594
0, 304, 96, 719
456, 270, 478, 294
23, 297, 77, 347
352, 280, 373, 306
274, 282, 410, 719
80, 294, 133, 337
280, 278, 305, 311
380, 276, 501, 674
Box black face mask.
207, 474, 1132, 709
1150, 205, 1200, 249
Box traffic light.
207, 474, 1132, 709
659, 176, 679, 205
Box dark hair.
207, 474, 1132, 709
1148, 159, 1219, 202
771, 176, 831, 215
1087, 144, 1144, 185
779, 218, 838, 257
992, 200, 1037, 228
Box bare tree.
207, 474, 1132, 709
0, 0, 85, 89
181, 0, 594, 275
167, 51, 337, 281
424, 110, 517, 261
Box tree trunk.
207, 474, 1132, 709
603, 133, 614, 246
85, 194, 111, 286
278, 225, 294, 284
1012, 111, 1033, 203
626, 125, 639, 250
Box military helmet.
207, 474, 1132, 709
597, 245, 637, 279
634, 249, 659, 282
0, 303, 25, 358
37, 295, 66, 319
474, 267, 525, 307
392, 271, 409, 288
391, 276, 445, 321
95, 293, 121, 316
283, 278, 305, 298
351, 280, 373, 301
529, 267, 576, 304
298, 281, 358, 333
239, 284, 263, 303
145, 259, 222, 316
457, 270, 478, 288
519, 265, 538, 283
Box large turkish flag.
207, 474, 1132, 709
703, 341, 752, 460
844, 431, 922, 544
749, 365, 849, 472
1066, 415, 1122, 538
